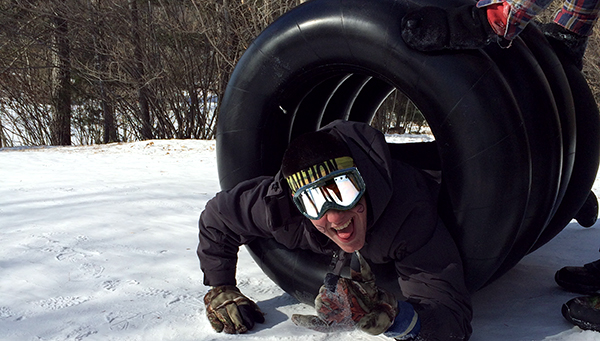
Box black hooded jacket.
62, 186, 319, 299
198, 120, 473, 340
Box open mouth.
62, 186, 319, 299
333, 219, 354, 242
332, 219, 351, 231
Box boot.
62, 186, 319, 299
562, 295, 600, 331
556, 259, 600, 295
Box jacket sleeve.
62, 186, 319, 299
197, 175, 327, 287
198, 176, 271, 286
394, 219, 473, 340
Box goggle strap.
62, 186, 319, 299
286, 156, 355, 194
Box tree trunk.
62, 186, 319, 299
102, 90, 117, 143
50, 14, 72, 146
90, 0, 118, 143
129, 0, 152, 140
0, 115, 4, 148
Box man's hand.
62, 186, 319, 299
204, 285, 265, 334
292, 251, 398, 335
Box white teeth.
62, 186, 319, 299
332, 219, 351, 231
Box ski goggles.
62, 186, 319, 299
292, 167, 366, 220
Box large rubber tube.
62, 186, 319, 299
215, 0, 598, 301
486, 25, 578, 282
530, 41, 600, 251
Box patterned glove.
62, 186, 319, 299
204, 285, 265, 334
292, 251, 398, 335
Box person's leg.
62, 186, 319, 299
557, 192, 600, 330
401, 0, 555, 51
541, 0, 600, 69
574, 191, 599, 227
553, 0, 600, 36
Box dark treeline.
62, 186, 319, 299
0, 0, 305, 146
0, 1, 598, 147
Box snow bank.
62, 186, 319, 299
1, 139, 599, 340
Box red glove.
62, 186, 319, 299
292, 251, 398, 335
486, 2, 511, 36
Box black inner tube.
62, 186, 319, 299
215, 0, 599, 302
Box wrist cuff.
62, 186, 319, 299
383, 301, 420, 340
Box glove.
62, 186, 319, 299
401, 4, 498, 51
292, 251, 398, 335
204, 285, 265, 334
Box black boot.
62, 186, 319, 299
540, 22, 588, 70
562, 295, 600, 331
401, 4, 498, 51
574, 191, 598, 228
556, 259, 600, 295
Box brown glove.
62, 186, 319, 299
292, 251, 398, 335
204, 285, 265, 334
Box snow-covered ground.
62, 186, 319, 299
1, 138, 600, 341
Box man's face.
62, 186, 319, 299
309, 196, 368, 252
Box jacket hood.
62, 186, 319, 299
319, 120, 394, 226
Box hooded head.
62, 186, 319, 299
281, 129, 369, 252
281, 131, 355, 195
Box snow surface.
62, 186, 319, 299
2, 138, 600, 341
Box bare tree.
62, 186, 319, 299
89, 0, 118, 143
129, 0, 152, 140
50, 4, 72, 145
0, 0, 56, 146
0, 0, 454, 146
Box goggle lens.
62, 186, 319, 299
293, 168, 365, 220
